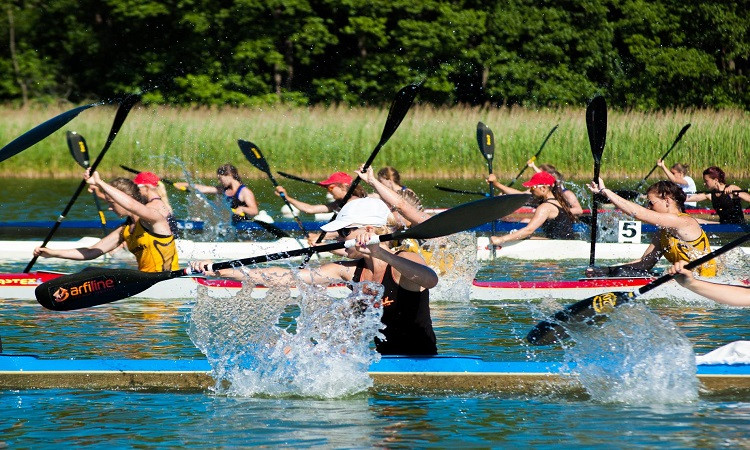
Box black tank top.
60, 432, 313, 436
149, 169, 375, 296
711, 191, 746, 224
226, 185, 250, 222
540, 200, 576, 239
353, 257, 437, 355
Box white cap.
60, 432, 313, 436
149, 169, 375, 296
320, 197, 390, 232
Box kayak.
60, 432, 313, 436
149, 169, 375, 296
1, 219, 746, 239
2, 233, 746, 262
1, 354, 747, 396
0, 271, 718, 302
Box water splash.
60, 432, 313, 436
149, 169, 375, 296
187, 271, 384, 398
561, 303, 698, 404
420, 232, 479, 302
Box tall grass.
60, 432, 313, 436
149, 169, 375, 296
0, 104, 747, 181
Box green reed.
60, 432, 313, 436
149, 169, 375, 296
0, 104, 747, 182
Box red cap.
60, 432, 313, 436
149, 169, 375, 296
133, 171, 160, 187
319, 172, 352, 186
522, 171, 556, 187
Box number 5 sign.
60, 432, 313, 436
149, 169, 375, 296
618, 220, 641, 243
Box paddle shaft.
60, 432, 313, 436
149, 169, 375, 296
435, 185, 489, 197
24, 95, 140, 273
508, 125, 558, 187
277, 171, 320, 186
635, 123, 691, 191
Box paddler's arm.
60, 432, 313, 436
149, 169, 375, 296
489, 204, 551, 246
188, 259, 352, 285
668, 261, 750, 306
486, 174, 525, 195
274, 185, 332, 214
33, 227, 124, 260
360, 239, 438, 291
359, 166, 430, 225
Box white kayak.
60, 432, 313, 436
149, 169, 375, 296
0, 271, 725, 303
1, 236, 725, 262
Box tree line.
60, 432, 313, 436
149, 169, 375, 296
2, 0, 748, 110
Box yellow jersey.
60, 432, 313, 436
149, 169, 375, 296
121, 219, 179, 272
658, 217, 715, 277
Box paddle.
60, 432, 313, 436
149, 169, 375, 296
24, 94, 141, 273
435, 185, 489, 197
277, 171, 321, 186
0, 102, 101, 163
119, 164, 188, 191
35, 193, 531, 311
66, 131, 107, 235
507, 124, 559, 187
586, 96, 607, 268
238, 140, 307, 234
476, 122, 497, 255
314, 83, 420, 245
634, 123, 691, 191
526, 232, 750, 346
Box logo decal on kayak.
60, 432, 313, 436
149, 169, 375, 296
592, 292, 617, 313
51, 277, 116, 302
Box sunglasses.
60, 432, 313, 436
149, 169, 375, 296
337, 227, 359, 238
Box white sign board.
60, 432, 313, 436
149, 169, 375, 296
618, 220, 642, 243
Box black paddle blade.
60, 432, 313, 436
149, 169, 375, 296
96, 94, 141, 159
377, 83, 420, 148
476, 121, 495, 166
397, 194, 530, 241
0, 103, 99, 163
526, 291, 635, 345
238, 140, 271, 174
586, 96, 607, 165
35, 268, 178, 311
66, 131, 90, 168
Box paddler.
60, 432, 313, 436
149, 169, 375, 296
190, 197, 439, 356
487, 171, 577, 248
174, 163, 260, 223
686, 166, 749, 224
586, 179, 716, 278
33, 170, 179, 272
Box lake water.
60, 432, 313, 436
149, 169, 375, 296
1, 178, 749, 447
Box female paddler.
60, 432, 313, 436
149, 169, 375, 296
190, 197, 439, 356
174, 163, 259, 222
487, 171, 577, 248
132, 171, 179, 234
586, 179, 716, 278
33, 170, 179, 272
686, 166, 749, 224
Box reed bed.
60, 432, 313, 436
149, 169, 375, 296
0, 104, 747, 181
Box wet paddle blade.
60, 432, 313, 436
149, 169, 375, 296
66, 131, 91, 168
396, 194, 530, 241
238, 140, 271, 175
476, 121, 495, 170
586, 96, 607, 167
35, 268, 178, 311
0, 103, 99, 163
376, 83, 420, 148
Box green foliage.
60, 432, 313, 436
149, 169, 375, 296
0, 0, 747, 109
